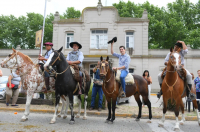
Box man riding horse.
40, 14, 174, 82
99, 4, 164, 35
110, 37, 131, 97
38, 42, 54, 92
157, 41, 194, 100
66, 41, 84, 94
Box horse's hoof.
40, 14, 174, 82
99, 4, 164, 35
75, 115, 80, 118
158, 123, 164, 127
179, 121, 184, 125
57, 115, 61, 118
82, 116, 87, 120
63, 116, 67, 119
20, 118, 28, 122
108, 121, 113, 124
135, 118, 140, 121
50, 120, 55, 124
147, 120, 152, 123
174, 128, 180, 131
69, 121, 75, 125
105, 120, 109, 123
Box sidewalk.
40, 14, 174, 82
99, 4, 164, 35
0, 94, 198, 121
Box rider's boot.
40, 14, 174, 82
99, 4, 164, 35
187, 84, 196, 101
45, 77, 50, 91
157, 84, 162, 99
78, 76, 82, 94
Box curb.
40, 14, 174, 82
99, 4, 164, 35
0, 107, 198, 121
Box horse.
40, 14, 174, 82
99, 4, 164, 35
158, 48, 200, 131
99, 56, 152, 124
44, 46, 91, 124
0, 48, 88, 123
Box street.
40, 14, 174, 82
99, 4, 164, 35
0, 111, 199, 132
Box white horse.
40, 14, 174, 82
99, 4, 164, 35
0, 48, 86, 123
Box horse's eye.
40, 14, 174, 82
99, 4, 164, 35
8, 54, 11, 57
170, 56, 173, 59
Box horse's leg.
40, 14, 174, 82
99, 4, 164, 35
108, 98, 117, 124
69, 93, 75, 124
105, 98, 111, 123
75, 95, 81, 118
158, 96, 168, 127
192, 99, 200, 126
133, 93, 142, 121
57, 97, 65, 118
180, 99, 185, 125
83, 94, 88, 120
143, 95, 152, 123
21, 91, 33, 122
174, 97, 182, 131
50, 94, 60, 124
63, 96, 69, 119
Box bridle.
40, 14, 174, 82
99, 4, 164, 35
166, 52, 180, 73
48, 51, 70, 77
3, 51, 19, 70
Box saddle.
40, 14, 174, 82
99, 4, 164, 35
161, 67, 187, 81
115, 70, 134, 85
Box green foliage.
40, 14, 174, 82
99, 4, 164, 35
81, 81, 106, 109
63, 7, 81, 19
113, 0, 200, 49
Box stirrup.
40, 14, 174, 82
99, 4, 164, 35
120, 92, 126, 98
157, 92, 162, 99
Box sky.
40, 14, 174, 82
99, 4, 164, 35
0, 0, 199, 17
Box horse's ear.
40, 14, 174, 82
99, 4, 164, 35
100, 56, 103, 61
170, 47, 173, 52
106, 56, 109, 61
12, 47, 16, 52
58, 46, 63, 52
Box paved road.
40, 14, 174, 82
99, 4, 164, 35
0, 111, 199, 132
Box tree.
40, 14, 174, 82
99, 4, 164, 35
63, 7, 81, 19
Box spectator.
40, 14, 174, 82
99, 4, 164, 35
89, 62, 103, 111
194, 70, 200, 99
142, 70, 152, 106
6, 68, 21, 106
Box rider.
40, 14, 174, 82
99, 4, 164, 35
157, 41, 194, 100
110, 38, 130, 97
38, 42, 54, 92
66, 41, 84, 94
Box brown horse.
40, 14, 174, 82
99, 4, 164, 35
99, 56, 152, 124
158, 48, 200, 131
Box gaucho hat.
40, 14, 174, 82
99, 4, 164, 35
107, 37, 117, 44
175, 42, 182, 48
44, 42, 53, 46
70, 42, 82, 49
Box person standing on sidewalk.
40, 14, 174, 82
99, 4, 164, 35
6, 68, 21, 106
194, 70, 200, 100
0, 69, 2, 77
89, 62, 103, 111
142, 70, 152, 107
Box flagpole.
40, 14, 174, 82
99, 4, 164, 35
40, 0, 48, 56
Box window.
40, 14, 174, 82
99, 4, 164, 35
129, 68, 134, 75
66, 33, 74, 49
89, 64, 97, 78
125, 32, 134, 49
90, 30, 108, 49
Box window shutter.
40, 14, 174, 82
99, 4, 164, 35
129, 36, 134, 48
90, 35, 96, 49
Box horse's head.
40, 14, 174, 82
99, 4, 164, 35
99, 56, 110, 80
1, 48, 18, 68
168, 47, 182, 70
44, 47, 63, 70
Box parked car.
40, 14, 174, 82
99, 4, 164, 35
0, 76, 8, 99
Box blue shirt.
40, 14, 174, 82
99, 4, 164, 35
194, 77, 200, 92
44, 49, 53, 63
112, 52, 130, 72
94, 69, 102, 87
66, 50, 84, 67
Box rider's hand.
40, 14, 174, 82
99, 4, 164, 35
68, 61, 72, 65
38, 56, 45, 61
113, 67, 118, 71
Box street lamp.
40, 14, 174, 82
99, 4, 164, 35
40, 0, 51, 56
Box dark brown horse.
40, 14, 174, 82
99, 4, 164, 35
99, 56, 152, 124
158, 48, 200, 131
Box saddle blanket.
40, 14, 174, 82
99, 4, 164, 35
115, 70, 134, 84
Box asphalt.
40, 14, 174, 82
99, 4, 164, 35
0, 94, 199, 121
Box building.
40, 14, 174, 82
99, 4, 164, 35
1, 1, 200, 92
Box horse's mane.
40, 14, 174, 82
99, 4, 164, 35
17, 51, 34, 65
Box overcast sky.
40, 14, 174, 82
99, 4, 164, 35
0, 0, 199, 17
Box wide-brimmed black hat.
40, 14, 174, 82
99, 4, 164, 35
70, 42, 82, 49
107, 37, 117, 44
175, 42, 182, 48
